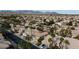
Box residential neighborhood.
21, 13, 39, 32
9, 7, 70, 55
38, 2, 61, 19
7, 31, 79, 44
0, 11, 79, 49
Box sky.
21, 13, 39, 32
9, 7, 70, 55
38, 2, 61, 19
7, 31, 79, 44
44, 10, 79, 14
1, 10, 79, 14
33, 10, 79, 14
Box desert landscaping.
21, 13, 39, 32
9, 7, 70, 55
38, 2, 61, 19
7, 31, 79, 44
0, 11, 79, 49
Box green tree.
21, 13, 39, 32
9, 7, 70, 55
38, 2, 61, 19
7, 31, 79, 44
0, 21, 11, 30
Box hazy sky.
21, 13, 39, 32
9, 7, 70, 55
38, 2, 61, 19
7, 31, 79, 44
1, 10, 79, 14
43, 10, 79, 14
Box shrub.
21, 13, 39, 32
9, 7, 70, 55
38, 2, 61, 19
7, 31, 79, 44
49, 43, 59, 49
1, 21, 11, 30
48, 38, 52, 42
64, 40, 70, 45
36, 41, 42, 46
60, 37, 64, 43
74, 34, 79, 40
59, 28, 72, 37
71, 26, 75, 30
66, 21, 73, 26
38, 36, 44, 42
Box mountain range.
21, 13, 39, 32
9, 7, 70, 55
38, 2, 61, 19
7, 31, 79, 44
0, 10, 58, 14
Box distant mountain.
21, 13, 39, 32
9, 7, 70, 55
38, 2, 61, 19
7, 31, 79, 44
15, 10, 58, 14
0, 10, 58, 14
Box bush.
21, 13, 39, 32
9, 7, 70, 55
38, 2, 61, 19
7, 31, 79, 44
64, 40, 70, 45
66, 21, 73, 26
45, 20, 55, 26
59, 28, 72, 37
38, 36, 44, 42
48, 38, 52, 42
49, 43, 59, 49
60, 37, 64, 43
26, 35, 32, 41
36, 41, 42, 46
74, 34, 79, 40
71, 26, 75, 30
1, 21, 11, 30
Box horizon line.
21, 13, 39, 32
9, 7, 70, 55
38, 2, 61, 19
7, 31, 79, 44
0, 10, 79, 14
